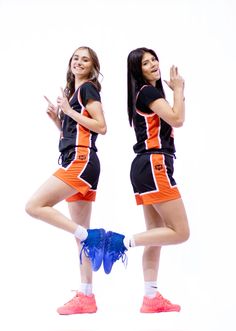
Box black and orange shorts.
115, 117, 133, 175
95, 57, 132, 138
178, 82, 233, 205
130, 153, 181, 205
54, 146, 100, 202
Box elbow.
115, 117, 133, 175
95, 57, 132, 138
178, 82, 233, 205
99, 125, 107, 135
173, 120, 184, 128
172, 117, 185, 128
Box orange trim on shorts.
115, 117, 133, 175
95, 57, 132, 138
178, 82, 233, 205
135, 154, 181, 205
66, 190, 96, 202
135, 188, 180, 205
53, 147, 91, 196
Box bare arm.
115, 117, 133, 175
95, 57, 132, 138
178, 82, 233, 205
149, 66, 185, 128
57, 88, 107, 135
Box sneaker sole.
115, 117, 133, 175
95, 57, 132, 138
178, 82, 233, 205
140, 307, 181, 313
57, 308, 97, 315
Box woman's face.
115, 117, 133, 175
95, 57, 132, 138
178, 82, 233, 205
70, 48, 93, 79
141, 52, 160, 85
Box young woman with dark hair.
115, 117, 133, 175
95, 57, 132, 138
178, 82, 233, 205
104, 47, 190, 313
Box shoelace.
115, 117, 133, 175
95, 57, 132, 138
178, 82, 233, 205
80, 242, 91, 264
63, 290, 80, 305
79, 234, 104, 264
112, 250, 128, 266
106, 241, 128, 266
157, 294, 173, 306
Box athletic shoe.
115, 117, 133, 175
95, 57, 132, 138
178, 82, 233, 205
103, 231, 127, 274
140, 292, 181, 313
57, 292, 97, 314
80, 228, 106, 272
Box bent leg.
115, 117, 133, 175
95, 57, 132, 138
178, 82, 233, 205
133, 198, 190, 246
25, 176, 79, 234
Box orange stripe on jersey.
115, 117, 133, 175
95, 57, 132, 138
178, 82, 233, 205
145, 114, 161, 150
136, 104, 162, 151
75, 89, 92, 148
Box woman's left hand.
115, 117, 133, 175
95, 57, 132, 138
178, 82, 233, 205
164, 65, 185, 92
57, 88, 72, 115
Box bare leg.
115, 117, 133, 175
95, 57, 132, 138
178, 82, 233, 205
142, 205, 164, 282
25, 176, 80, 234
68, 201, 93, 284
133, 198, 190, 246
137, 200, 188, 312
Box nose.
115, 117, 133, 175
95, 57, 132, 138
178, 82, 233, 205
151, 60, 157, 68
151, 62, 157, 70
76, 58, 82, 66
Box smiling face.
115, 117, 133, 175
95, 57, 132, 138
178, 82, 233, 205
141, 52, 160, 86
70, 48, 94, 80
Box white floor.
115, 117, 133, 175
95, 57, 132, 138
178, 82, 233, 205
1, 214, 235, 331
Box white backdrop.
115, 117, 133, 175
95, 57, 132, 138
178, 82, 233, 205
0, 0, 235, 330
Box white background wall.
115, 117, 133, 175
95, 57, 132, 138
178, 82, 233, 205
0, 0, 235, 330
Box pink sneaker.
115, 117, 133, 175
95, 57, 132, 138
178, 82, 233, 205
140, 292, 181, 313
57, 292, 97, 314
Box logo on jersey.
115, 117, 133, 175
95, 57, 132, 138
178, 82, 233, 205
155, 164, 163, 171
78, 155, 87, 161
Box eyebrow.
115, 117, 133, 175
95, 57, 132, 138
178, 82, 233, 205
142, 56, 156, 64
73, 55, 90, 60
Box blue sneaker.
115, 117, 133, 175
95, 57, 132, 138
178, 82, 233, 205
103, 231, 128, 274
80, 228, 106, 272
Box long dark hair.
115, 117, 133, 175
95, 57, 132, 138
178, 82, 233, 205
127, 47, 165, 126
65, 46, 102, 100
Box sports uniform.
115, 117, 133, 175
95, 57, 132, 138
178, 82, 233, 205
130, 85, 181, 205
54, 81, 101, 202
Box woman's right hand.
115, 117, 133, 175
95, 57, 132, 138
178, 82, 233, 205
44, 95, 59, 121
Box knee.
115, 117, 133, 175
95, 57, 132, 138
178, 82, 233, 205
179, 226, 190, 243
25, 198, 40, 219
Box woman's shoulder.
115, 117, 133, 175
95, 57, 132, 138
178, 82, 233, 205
80, 81, 99, 92
138, 84, 162, 99
138, 84, 160, 96
139, 84, 158, 94
137, 84, 164, 108
79, 80, 101, 103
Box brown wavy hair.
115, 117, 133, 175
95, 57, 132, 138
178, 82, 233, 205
64, 46, 102, 100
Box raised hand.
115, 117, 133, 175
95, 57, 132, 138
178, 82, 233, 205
164, 65, 185, 91
57, 88, 71, 115
44, 95, 59, 121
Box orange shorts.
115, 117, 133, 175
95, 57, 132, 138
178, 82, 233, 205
130, 153, 181, 205
54, 146, 100, 202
